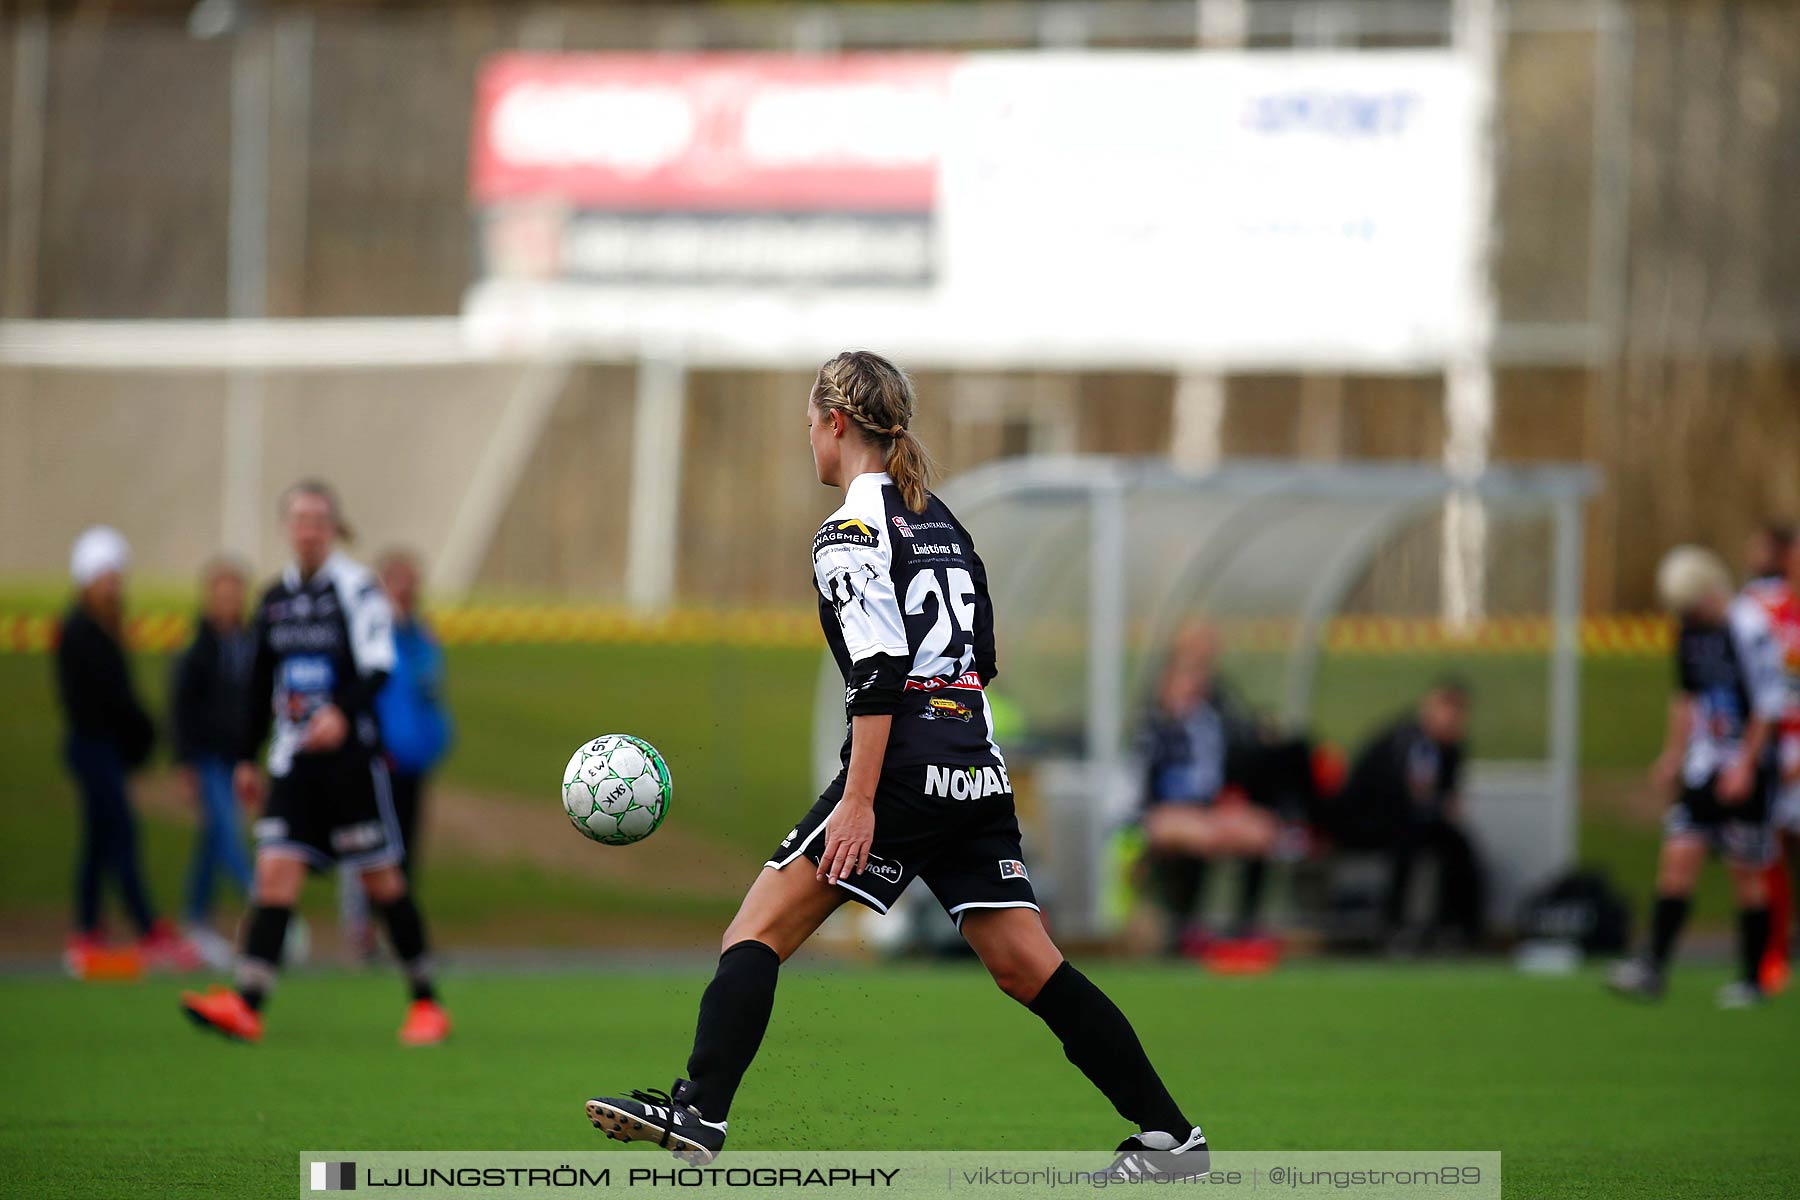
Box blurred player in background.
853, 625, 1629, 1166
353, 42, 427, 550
586, 352, 1207, 1180
170, 557, 257, 967
1138, 620, 1278, 956
1743, 522, 1793, 600
1747, 527, 1800, 989
1608, 545, 1786, 1007
180, 481, 450, 1045
339, 548, 453, 959
1339, 681, 1484, 952
56, 527, 201, 976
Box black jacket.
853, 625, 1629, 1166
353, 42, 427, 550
170, 619, 255, 763
54, 605, 155, 767
1333, 715, 1464, 846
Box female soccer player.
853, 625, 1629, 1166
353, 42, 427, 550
587, 352, 1206, 1176
1606, 545, 1786, 1008
180, 481, 450, 1045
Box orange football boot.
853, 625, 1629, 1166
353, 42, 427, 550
180, 984, 264, 1043
398, 999, 451, 1047
1760, 859, 1790, 995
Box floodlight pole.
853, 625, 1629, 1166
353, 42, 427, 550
0, 7, 47, 546
1086, 479, 1128, 771
1171, 373, 1226, 471
1076, 477, 1130, 935
1443, 0, 1501, 630
1195, 0, 1249, 47
4, 6, 47, 321
625, 355, 688, 614
1585, 0, 1634, 607
1172, 0, 1249, 471
223, 16, 272, 565
1548, 491, 1585, 871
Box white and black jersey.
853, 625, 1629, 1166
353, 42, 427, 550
813, 470, 1003, 774
1675, 597, 1785, 790
1664, 596, 1787, 866
776, 471, 1037, 923
242, 551, 396, 779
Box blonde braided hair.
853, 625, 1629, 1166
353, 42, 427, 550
813, 350, 935, 513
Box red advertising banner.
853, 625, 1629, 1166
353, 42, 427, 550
471, 53, 957, 211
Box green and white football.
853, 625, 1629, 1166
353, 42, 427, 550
560, 734, 671, 845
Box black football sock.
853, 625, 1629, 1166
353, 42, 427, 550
1027, 961, 1190, 1136
377, 896, 437, 1002
1234, 858, 1268, 936
684, 940, 780, 1123
1647, 894, 1690, 973
1158, 857, 1207, 952
1737, 906, 1770, 988
235, 904, 291, 1012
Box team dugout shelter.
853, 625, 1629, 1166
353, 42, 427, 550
812, 459, 1598, 940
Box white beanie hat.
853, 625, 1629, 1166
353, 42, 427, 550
70, 526, 131, 588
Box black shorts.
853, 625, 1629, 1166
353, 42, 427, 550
766, 763, 1039, 926
252, 753, 403, 873
1665, 771, 1776, 868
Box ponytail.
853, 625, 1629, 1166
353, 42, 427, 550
813, 350, 935, 514
886, 428, 936, 515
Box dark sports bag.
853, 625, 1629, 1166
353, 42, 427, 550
1517, 870, 1632, 955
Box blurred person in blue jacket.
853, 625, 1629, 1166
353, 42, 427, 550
169, 557, 257, 965
340, 549, 452, 957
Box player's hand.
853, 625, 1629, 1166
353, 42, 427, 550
818, 794, 875, 885
302, 703, 350, 752
1649, 750, 1680, 790
1717, 756, 1754, 806
233, 761, 266, 809
178, 764, 200, 803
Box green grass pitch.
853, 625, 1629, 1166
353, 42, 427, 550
1, 962, 1794, 1199
0, 600, 1774, 1197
